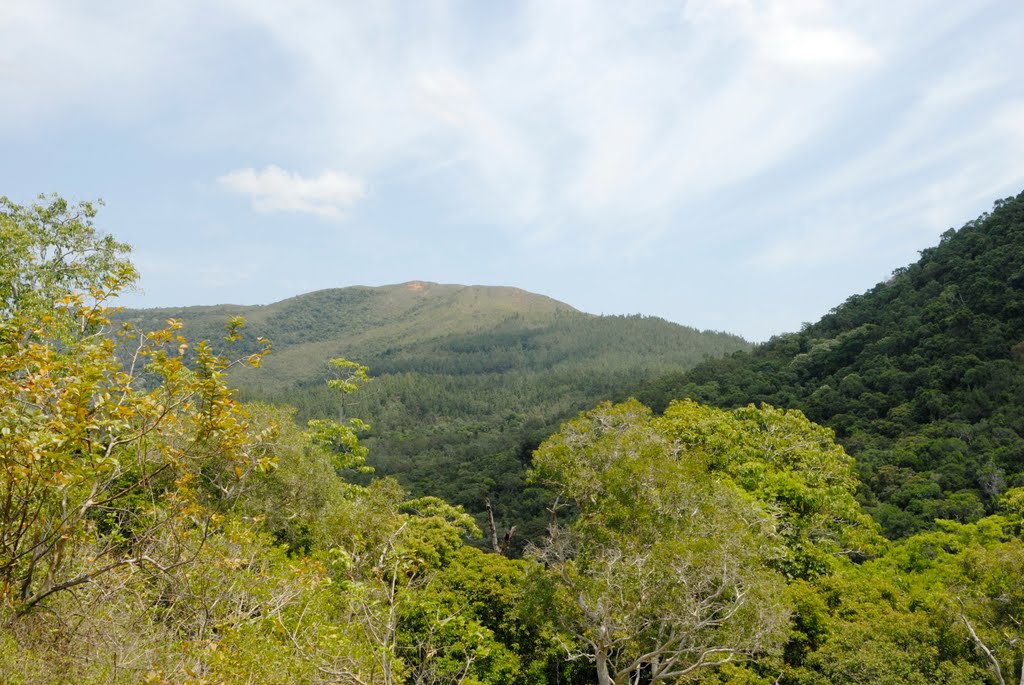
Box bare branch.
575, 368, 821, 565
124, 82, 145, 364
959, 597, 1006, 685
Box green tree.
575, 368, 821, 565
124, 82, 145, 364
640, 192, 1024, 538
656, 401, 881, 579
0, 194, 136, 320
0, 195, 267, 615
529, 400, 790, 685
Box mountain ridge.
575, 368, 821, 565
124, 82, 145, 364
121, 280, 747, 385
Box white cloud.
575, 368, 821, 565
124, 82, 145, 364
760, 24, 878, 72
217, 165, 365, 219
684, 0, 880, 74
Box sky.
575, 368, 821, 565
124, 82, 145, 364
2, 1, 1024, 342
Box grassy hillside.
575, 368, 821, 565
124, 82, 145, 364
122, 282, 575, 380
122, 281, 750, 547
639, 190, 1024, 537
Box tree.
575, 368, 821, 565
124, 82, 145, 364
656, 400, 881, 579
937, 492, 1024, 685
0, 195, 268, 616
0, 194, 136, 320
2, 194, 562, 683
529, 400, 789, 685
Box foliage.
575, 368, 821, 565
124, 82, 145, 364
0, 196, 269, 616
0, 195, 562, 683
529, 400, 792, 684
1, 194, 137, 320
640, 191, 1024, 538
655, 401, 881, 579
9, 190, 1024, 684
120, 284, 750, 553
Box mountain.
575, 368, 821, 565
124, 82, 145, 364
121, 281, 751, 548
638, 190, 1024, 538
120, 282, 573, 379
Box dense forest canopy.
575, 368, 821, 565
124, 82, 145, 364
3, 192, 1024, 684
639, 190, 1024, 539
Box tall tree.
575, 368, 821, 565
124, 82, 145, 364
529, 400, 789, 685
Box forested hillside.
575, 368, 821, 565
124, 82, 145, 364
122, 283, 750, 546
7, 193, 1024, 684
640, 191, 1024, 538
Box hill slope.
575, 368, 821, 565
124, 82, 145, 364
122, 281, 750, 546
639, 191, 1024, 537
122, 282, 575, 380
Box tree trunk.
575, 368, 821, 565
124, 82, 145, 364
596, 650, 615, 685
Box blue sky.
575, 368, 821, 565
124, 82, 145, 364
3, 1, 1023, 341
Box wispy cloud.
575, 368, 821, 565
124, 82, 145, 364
3, 0, 1024, 295
684, 0, 880, 73
217, 166, 365, 219
154, 0, 892, 246
4, 3, 1015, 232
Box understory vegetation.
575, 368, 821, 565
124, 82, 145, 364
2, 193, 1024, 683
